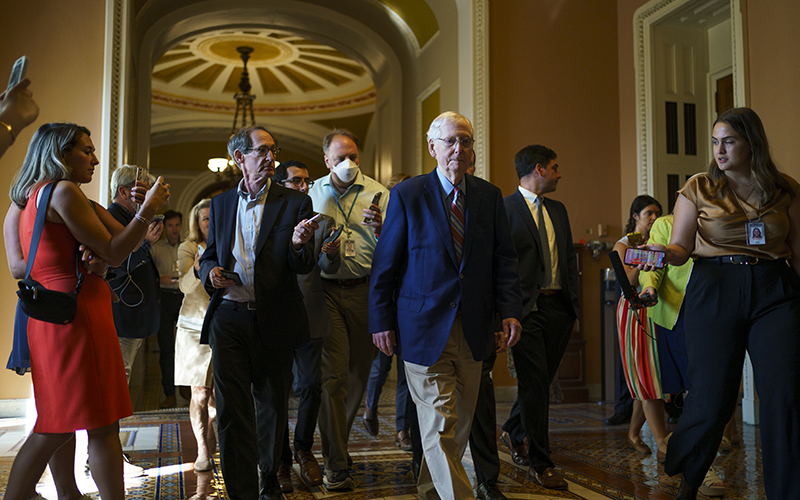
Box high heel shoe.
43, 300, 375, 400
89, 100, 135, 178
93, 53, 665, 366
675, 479, 699, 500
626, 436, 651, 454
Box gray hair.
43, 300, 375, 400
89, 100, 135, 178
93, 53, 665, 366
426, 111, 473, 141
322, 128, 359, 155
227, 125, 277, 166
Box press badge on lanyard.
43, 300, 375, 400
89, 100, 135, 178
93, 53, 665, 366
731, 186, 765, 246
330, 184, 362, 258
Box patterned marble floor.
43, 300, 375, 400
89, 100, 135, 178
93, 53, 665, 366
0, 339, 766, 499
0, 397, 765, 500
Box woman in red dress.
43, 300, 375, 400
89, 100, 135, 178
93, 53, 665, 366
3, 123, 169, 500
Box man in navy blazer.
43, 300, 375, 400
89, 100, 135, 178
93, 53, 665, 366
370, 112, 522, 499
199, 125, 317, 500
500, 144, 580, 491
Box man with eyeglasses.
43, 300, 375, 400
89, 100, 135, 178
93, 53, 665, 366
199, 126, 318, 500
307, 128, 389, 490
370, 111, 522, 499
271, 160, 340, 493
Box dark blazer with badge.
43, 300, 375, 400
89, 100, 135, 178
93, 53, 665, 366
199, 183, 315, 346
504, 190, 580, 321
369, 169, 522, 366
106, 202, 161, 339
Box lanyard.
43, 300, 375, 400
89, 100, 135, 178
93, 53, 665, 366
328, 182, 363, 225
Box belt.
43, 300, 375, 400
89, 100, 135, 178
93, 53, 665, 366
699, 255, 761, 265
322, 275, 370, 287
540, 289, 562, 295
220, 299, 257, 312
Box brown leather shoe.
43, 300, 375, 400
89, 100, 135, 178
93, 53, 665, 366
277, 464, 293, 493
395, 429, 412, 451
500, 431, 529, 466
363, 407, 379, 436
626, 436, 651, 454
294, 449, 323, 486
527, 467, 568, 490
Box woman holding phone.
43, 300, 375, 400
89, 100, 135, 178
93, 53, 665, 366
3, 122, 169, 500
612, 195, 672, 462
642, 107, 800, 499
174, 198, 216, 471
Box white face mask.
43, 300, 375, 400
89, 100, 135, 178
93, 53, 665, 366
332, 158, 359, 183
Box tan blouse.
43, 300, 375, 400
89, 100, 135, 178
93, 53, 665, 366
679, 173, 800, 259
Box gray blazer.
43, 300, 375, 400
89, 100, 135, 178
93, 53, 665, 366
299, 214, 340, 338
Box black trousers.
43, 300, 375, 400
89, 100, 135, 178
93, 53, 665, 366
665, 259, 800, 497
468, 351, 501, 485
157, 289, 183, 396
502, 293, 575, 470
209, 301, 294, 500
281, 337, 324, 462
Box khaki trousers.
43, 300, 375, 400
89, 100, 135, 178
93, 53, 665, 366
405, 316, 482, 500
318, 280, 377, 472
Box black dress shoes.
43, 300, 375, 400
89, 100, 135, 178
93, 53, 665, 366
363, 407, 379, 436
500, 431, 530, 466
259, 473, 283, 500
477, 481, 507, 500
605, 412, 632, 425
675, 479, 699, 500
528, 467, 568, 490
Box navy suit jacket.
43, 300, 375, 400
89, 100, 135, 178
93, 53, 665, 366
199, 183, 315, 347
504, 190, 580, 319
369, 169, 522, 366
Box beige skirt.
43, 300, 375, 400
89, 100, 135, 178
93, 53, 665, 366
174, 325, 213, 388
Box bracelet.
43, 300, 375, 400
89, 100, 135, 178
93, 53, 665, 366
134, 213, 151, 225
1, 122, 15, 144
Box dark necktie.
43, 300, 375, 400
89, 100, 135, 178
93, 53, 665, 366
450, 186, 466, 263
535, 196, 552, 287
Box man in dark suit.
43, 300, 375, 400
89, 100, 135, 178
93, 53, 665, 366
500, 145, 580, 490
199, 126, 317, 500
370, 111, 522, 499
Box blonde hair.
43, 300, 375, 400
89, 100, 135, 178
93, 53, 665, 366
187, 198, 211, 244
9, 123, 90, 208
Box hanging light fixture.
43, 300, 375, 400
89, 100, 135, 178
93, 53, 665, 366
208, 46, 256, 182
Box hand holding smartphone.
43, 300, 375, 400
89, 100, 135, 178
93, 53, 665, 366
623, 247, 666, 268
219, 269, 243, 286
363, 192, 382, 223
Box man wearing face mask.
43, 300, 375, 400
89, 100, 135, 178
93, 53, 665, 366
307, 129, 389, 490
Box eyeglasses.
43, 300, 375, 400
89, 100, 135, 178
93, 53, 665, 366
281, 178, 314, 188
437, 137, 474, 149
247, 145, 281, 158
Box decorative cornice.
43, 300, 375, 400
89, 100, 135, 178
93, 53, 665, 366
151, 88, 376, 115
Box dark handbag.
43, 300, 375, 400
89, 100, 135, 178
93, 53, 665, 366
16, 181, 84, 325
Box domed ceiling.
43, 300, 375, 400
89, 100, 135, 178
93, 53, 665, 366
151, 28, 375, 115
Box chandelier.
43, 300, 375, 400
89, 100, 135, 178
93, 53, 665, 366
208, 46, 256, 182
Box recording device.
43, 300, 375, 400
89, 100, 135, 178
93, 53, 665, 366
323, 225, 344, 246
626, 231, 642, 247
219, 269, 243, 286
609, 251, 657, 309
624, 247, 666, 268
152, 214, 165, 224
6, 56, 28, 92
309, 213, 323, 223
363, 192, 383, 223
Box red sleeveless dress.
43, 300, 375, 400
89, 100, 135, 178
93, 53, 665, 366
20, 185, 132, 433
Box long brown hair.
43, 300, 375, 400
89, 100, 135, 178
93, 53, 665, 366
708, 107, 794, 203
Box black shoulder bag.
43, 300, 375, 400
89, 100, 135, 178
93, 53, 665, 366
17, 181, 84, 324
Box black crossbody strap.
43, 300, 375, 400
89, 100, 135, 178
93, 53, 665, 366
23, 181, 84, 292
23, 181, 57, 280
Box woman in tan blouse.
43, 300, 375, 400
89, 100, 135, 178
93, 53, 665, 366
644, 107, 800, 499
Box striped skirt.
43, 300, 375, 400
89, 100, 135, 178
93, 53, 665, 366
616, 297, 663, 400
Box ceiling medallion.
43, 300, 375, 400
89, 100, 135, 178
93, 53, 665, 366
193, 33, 297, 67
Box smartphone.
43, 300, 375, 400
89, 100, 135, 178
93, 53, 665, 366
219, 269, 243, 286
363, 192, 383, 223
152, 214, 165, 223
624, 247, 666, 268
323, 225, 344, 245
309, 213, 323, 223
7, 56, 28, 92
134, 165, 149, 211
626, 231, 642, 247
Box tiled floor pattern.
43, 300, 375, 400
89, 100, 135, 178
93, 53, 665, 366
0, 397, 765, 500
